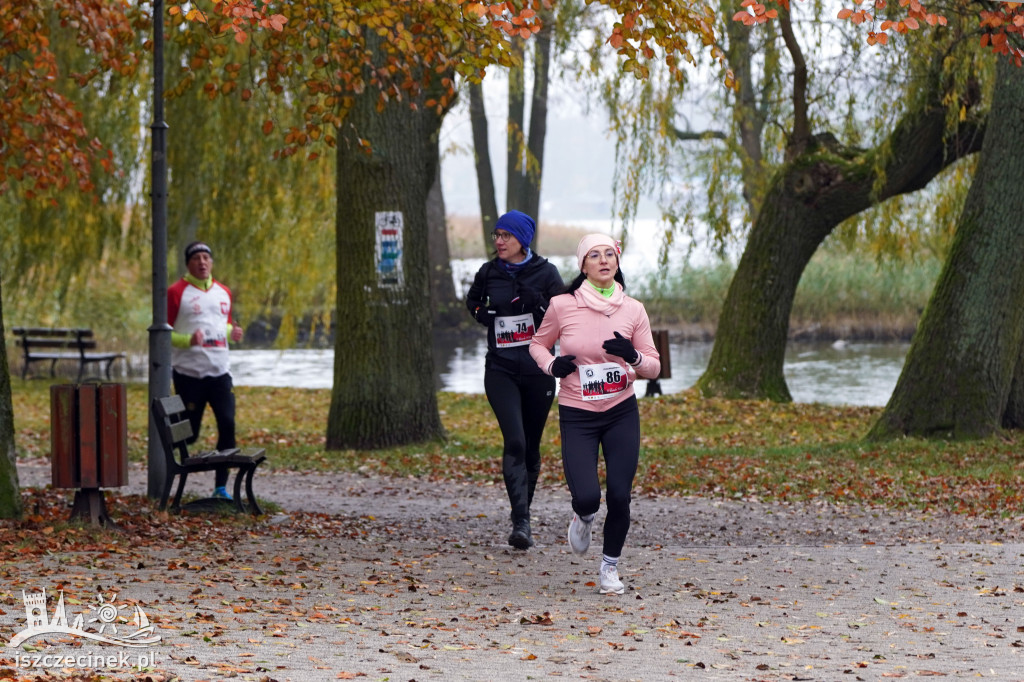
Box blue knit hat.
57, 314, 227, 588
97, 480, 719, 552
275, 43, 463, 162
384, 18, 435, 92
495, 210, 536, 247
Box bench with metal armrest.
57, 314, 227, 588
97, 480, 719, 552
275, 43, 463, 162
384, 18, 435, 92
151, 394, 267, 515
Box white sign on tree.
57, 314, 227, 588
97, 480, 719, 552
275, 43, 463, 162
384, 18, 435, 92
375, 211, 403, 288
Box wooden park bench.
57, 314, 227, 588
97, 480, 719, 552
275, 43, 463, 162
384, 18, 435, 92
151, 394, 267, 515
12, 327, 126, 382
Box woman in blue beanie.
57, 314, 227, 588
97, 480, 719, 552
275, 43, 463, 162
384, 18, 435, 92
466, 210, 565, 549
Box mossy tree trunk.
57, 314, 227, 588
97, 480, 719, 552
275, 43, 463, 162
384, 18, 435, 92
696, 99, 984, 401
0, 287, 22, 518
325, 73, 447, 449
869, 59, 1024, 440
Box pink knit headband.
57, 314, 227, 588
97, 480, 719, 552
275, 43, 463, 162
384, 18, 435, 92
576, 233, 622, 271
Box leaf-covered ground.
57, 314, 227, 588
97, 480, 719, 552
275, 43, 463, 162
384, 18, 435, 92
4, 471, 1024, 681
5, 376, 1024, 680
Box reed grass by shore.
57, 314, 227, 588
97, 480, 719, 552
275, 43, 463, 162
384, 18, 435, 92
446, 217, 938, 340
637, 252, 939, 341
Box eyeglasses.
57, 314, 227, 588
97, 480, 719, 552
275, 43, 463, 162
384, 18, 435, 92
491, 231, 514, 243
586, 249, 618, 261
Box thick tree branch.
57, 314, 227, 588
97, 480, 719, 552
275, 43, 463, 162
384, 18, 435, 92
671, 127, 728, 142
778, 8, 809, 159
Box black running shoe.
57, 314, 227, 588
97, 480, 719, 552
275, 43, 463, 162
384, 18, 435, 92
508, 517, 534, 550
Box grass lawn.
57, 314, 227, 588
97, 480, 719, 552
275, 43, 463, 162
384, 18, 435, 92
11, 380, 1024, 517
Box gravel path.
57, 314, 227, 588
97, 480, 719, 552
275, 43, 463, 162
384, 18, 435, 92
9, 459, 1024, 681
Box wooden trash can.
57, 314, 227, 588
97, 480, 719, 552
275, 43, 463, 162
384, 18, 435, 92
51, 383, 128, 526
644, 329, 672, 397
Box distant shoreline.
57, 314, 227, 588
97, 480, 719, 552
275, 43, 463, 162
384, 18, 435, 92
646, 316, 918, 343
439, 315, 918, 344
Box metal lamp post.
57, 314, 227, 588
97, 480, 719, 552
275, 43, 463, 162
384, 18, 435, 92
148, 0, 172, 498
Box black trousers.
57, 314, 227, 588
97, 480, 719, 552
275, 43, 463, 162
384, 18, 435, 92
558, 396, 640, 558
172, 370, 236, 488
484, 368, 555, 522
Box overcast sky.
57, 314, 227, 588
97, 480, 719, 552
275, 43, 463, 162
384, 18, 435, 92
438, 74, 659, 227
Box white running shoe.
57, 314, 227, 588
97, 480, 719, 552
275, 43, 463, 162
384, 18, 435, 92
567, 514, 593, 555
599, 563, 625, 595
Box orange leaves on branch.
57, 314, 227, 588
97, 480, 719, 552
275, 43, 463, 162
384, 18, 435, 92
837, 7, 872, 25
0, 0, 140, 198
734, 0, 778, 27
185, 8, 208, 24
979, 4, 1024, 62
464, 3, 488, 19
172, 0, 287, 43
742, 0, 977, 55
599, 0, 725, 85
175, 0, 731, 157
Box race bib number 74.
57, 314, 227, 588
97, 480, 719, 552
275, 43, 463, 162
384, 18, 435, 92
495, 313, 535, 348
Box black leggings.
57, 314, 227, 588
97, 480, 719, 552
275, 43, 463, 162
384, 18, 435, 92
485, 368, 555, 521
558, 396, 640, 558
172, 370, 237, 488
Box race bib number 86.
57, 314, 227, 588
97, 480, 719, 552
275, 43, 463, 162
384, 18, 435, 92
579, 361, 627, 401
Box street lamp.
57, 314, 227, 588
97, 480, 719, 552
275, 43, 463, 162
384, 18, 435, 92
148, 0, 172, 498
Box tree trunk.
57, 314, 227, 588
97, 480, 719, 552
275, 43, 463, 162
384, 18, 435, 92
469, 27, 552, 249
521, 16, 552, 230
326, 84, 447, 449
427, 158, 461, 326
506, 40, 526, 212
469, 82, 499, 248
869, 59, 1024, 440
696, 102, 985, 400
0, 286, 23, 518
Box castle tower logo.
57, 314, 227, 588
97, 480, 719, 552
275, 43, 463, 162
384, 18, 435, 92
7, 589, 161, 648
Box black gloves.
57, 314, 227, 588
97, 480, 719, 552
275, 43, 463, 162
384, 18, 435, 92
472, 306, 496, 325
602, 331, 639, 364
550, 354, 577, 378
512, 286, 540, 311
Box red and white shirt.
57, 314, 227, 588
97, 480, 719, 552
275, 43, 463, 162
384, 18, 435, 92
168, 277, 235, 378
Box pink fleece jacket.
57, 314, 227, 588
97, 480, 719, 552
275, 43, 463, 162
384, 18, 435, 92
530, 285, 661, 411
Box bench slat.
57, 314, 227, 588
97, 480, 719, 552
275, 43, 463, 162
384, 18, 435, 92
12, 326, 124, 381
13, 327, 93, 337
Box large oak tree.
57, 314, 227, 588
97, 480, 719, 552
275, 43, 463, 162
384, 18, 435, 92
183, 0, 725, 449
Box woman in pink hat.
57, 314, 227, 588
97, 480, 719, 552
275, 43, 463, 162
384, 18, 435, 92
529, 233, 661, 594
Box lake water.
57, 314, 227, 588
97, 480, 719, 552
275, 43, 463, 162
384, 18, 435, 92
228, 338, 910, 407
230, 238, 906, 406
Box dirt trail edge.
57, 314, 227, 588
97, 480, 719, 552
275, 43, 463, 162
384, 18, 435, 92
8, 460, 1024, 682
